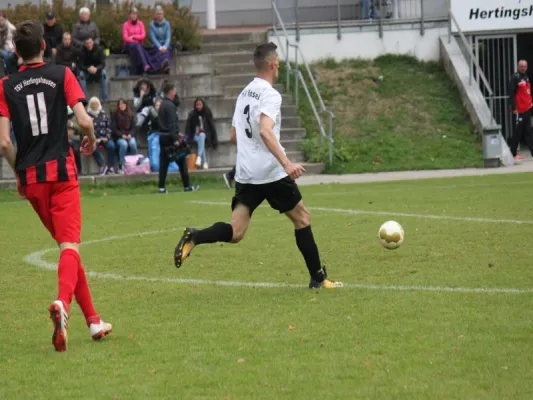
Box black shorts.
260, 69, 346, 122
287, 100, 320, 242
231, 176, 302, 215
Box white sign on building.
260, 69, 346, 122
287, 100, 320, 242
451, 0, 533, 33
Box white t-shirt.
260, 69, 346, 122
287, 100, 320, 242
232, 77, 287, 184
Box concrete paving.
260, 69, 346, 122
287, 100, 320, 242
296, 161, 533, 186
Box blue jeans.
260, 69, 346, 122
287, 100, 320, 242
93, 139, 116, 168
194, 132, 207, 163
78, 68, 108, 101
360, 0, 372, 19
0, 49, 13, 73
116, 137, 138, 166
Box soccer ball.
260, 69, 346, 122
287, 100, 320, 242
378, 220, 404, 250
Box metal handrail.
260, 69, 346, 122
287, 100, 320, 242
272, 1, 335, 164
448, 10, 496, 125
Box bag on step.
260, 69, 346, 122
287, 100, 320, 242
147, 132, 179, 172
124, 154, 151, 176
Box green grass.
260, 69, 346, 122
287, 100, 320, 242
280, 55, 483, 173
2, 173, 533, 399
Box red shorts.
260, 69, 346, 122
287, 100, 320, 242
22, 180, 81, 244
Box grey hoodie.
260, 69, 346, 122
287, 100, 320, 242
72, 20, 100, 48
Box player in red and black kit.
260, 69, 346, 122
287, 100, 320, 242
0, 20, 112, 352
509, 59, 533, 161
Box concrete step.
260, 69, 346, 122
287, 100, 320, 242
202, 31, 268, 44
281, 139, 302, 152
106, 51, 213, 77
0, 157, 14, 179
93, 73, 222, 101
301, 162, 326, 175
0, 163, 326, 189
225, 83, 285, 97
216, 73, 257, 87
214, 62, 256, 75
287, 151, 305, 163
201, 41, 259, 54
104, 97, 296, 120
210, 52, 254, 65
176, 101, 296, 120
200, 116, 301, 134
280, 128, 307, 140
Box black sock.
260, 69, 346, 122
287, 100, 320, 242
295, 225, 324, 281
194, 222, 233, 245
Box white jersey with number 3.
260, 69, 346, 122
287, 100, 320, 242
232, 77, 287, 184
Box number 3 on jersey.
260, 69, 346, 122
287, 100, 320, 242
26, 92, 48, 136
243, 104, 253, 138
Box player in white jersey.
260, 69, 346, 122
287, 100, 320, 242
174, 43, 342, 289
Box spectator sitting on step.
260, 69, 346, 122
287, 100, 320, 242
43, 12, 63, 62
72, 7, 100, 50
133, 78, 157, 131
142, 97, 163, 135
111, 99, 138, 174
56, 32, 79, 74
79, 38, 108, 101
0, 12, 16, 74
150, 6, 175, 74
122, 8, 151, 75
87, 97, 116, 175
185, 98, 218, 170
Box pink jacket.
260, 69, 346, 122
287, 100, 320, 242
122, 20, 146, 44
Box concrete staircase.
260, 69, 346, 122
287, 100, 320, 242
0, 29, 325, 179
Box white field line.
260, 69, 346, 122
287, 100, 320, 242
190, 201, 533, 225
22, 212, 533, 295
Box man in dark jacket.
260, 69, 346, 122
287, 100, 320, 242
78, 38, 108, 101
509, 60, 533, 161
43, 12, 63, 61
56, 32, 79, 74
158, 83, 199, 193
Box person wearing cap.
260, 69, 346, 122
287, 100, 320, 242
0, 12, 16, 74
72, 7, 100, 49
43, 11, 64, 62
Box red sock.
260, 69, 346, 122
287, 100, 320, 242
74, 264, 99, 325
57, 249, 80, 309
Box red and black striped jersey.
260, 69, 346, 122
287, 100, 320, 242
0, 63, 86, 185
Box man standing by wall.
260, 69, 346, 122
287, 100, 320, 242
509, 60, 533, 161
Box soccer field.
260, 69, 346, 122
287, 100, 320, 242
1, 173, 533, 399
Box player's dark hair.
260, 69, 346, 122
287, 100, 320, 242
13, 20, 44, 61
162, 83, 175, 96
253, 42, 278, 71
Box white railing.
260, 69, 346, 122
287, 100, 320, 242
271, 1, 335, 164
447, 10, 495, 125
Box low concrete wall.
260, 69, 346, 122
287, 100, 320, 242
269, 20, 448, 62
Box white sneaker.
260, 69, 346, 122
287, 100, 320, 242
202, 162, 208, 169
48, 300, 69, 352
195, 156, 201, 167
89, 319, 113, 341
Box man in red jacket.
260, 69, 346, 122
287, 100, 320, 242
509, 60, 533, 161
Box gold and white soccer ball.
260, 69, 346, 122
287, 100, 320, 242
378, 220, 404, 250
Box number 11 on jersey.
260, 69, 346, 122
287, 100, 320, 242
26, 92, 48, 136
